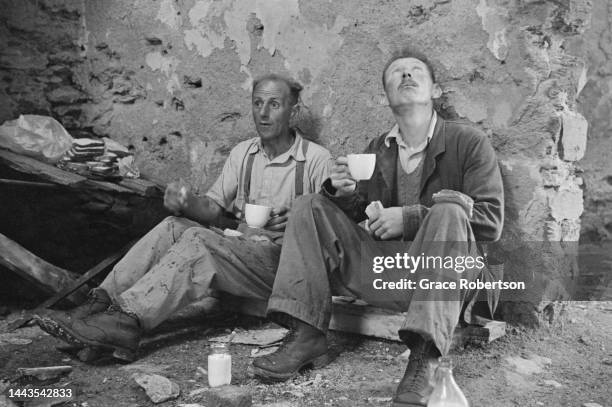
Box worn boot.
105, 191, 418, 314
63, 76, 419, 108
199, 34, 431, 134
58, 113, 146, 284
392, 339, 440, 407
43, 305, 142, 362
36, 288, 111, 339
252, 319, 331, 382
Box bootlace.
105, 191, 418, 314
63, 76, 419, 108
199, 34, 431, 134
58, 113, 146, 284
104, 304, 123, 314
410, 353, 429, 389
275, 329, 298, 353
103, 304, 141, 327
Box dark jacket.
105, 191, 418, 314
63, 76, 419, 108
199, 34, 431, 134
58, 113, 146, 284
321, 116, 504, 242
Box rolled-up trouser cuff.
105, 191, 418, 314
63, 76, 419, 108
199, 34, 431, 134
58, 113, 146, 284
115, 293, 148, 329
398, 327, 450, 356
267, 297, 331, 333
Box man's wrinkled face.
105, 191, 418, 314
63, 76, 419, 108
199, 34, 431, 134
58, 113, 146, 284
383, 57, 441, 108
252, 80, 295, 141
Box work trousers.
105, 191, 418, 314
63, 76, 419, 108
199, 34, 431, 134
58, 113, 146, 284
266, 194, 483, 355
99, 195, 482, 355
99, 216, 281, 330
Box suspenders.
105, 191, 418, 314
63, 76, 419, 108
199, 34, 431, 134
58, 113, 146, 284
239, 138, 310, 213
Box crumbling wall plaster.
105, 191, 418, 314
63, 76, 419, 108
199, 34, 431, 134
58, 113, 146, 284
572, 0, 612, 243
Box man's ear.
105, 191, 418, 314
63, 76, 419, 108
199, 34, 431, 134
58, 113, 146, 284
432, 83, 442, 99
290, 104, 300, 118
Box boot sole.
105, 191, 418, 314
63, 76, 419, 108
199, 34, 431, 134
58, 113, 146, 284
252, 351, 332, 382
35, 315, 136, 363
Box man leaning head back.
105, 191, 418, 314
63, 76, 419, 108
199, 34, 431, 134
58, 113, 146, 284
381, 48, 442, 113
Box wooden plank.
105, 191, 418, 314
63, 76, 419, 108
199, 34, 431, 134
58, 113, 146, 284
329, 299, 405, 341
225, 296, 506, 347
465, 320, 507, 342
0, 178, 59, 188
0, 149, 160, 196
119, 178, 162, 197
18, 366, 72, 380
40, 242, 133, 309
0, 233, 88, 304
82, 179, 137, 194
0, 148, 86, 186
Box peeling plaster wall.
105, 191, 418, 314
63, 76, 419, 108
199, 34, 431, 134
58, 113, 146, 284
569, 0, 612, 301
0, 0, 601, 319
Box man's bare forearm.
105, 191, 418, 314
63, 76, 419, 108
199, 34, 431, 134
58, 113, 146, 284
181, 194, 223, 225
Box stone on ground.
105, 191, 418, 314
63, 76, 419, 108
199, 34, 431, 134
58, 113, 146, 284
200, 385, 252, 407
132, 373, 180, 403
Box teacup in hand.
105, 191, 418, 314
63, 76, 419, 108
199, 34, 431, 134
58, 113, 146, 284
347, 154, 376, 181
245, 203, 272, 228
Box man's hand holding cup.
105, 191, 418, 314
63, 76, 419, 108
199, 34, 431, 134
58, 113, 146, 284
330, 157, 357, 196
331, 154, 376, 197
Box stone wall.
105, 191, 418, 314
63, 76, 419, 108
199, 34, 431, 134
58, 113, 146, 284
0, 0, 88, 134
0, 0, 602, 319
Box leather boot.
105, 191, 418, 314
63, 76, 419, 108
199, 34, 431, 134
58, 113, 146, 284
43, 305, 142, 362
252, 319, 331, 382
392, 339, 440, 407
36, 288, 111, 340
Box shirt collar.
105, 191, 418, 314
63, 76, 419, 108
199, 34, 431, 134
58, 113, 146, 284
248, 129, 306, 163
384, 110, 438, 150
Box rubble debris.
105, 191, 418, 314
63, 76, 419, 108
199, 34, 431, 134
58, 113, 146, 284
120, 363, 171, 375
200, 385, 252, 407
17, 366, 72, 381
132, 373, 180, 404
0, 395, 17, 407
188, 387, 208, 397
367, 396, 393, 403
543, 379, 563, 388
282, 390, 304, 398
0, 336, 32, 345
250, 346, 279, 358
210, 328, 287, 346
24, 393, 74, 407
505, 355, 551, 375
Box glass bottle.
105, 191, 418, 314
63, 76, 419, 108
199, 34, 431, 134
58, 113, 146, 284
207, 342, 232, 387
427, 356, 469, 407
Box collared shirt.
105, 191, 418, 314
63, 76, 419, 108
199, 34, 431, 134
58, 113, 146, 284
384, 110, 437, 174
206, 131, 333, 218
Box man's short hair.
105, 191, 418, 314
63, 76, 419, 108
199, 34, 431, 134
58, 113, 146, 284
252, 74, 303, 106
382, 48, 437, 88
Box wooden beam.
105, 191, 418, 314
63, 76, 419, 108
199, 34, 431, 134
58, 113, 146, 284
0, 149, 86, 186
329, 298, 405, 341
223, 296, 506, 347
119, 178, 162, 197
0, 233, 87, 304
40, 240, 136, 309
0, 178, 59, 188
0, 148, 161, 197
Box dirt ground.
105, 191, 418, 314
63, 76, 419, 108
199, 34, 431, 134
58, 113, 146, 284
1, 301, 611, 407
